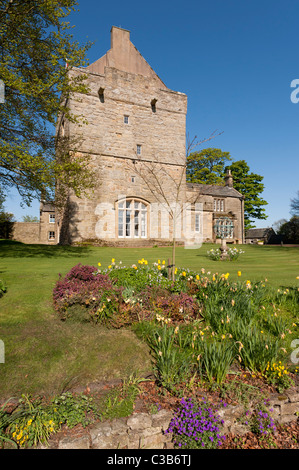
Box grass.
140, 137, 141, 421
0, 239, 298, 400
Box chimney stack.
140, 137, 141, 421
225, 169, 233, 188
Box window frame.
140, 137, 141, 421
48, 231, 55, 240
117, 198, 148, 239
49, 214, 55, 224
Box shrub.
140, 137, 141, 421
0, 279, 6, 298
132, 286, 201, 323
206, 248, 221, 261
53, 264, 123, 324
165, 397, 226, 449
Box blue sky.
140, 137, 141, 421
5, 0, 299, 228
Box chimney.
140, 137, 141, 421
225, 169, 233, 188
110, 26, 130, 52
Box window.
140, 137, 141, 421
214, 198, 224, 212
214, 218, 234, 239
118, 199, 147, 238
98, 87, 104, 103
131, 176, 135, 183
124, 115, 129, 124
151, 98, 157, 113
136, 144, 141, 155
48, 231, 55, 240
49, 214, 55, 224
195, 213, 200, 233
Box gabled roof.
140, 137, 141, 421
245, 227, 274, 238
186, 182, 243, 199
86, 26, 167, 88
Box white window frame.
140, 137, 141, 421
136, 144, 141, 155
49, 214, 55, 224
48, 231, 55, 240
214, 198, 224, 212
118, 199, 147, 239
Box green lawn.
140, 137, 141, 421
0, 240, 298, 400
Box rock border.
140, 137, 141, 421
37, 386, 299, 449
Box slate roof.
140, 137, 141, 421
186, 182, 243, 198
40, 201, 55, 212
245, 228, 274, 239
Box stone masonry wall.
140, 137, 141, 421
12, 222, 40, 244
40, 386, 299, 449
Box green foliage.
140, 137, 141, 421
290, 190, 299, 216
51, 392, 99, 429
22, 215, 39, 222
237, 327, 280, 374
147, 323, 193, 391
6, 394, 59, 448
263, 362, 294, 393
0, 0, 94, 206
0, 278, 6, 297
186, 148, 268, 229
101, 375, 146, 420
186, 148, 231, 185
199, 340, 235, 385
228, 160, 268, 229
0, 210, 14, 239
278, 216, 299, 244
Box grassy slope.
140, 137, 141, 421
0, 240, 298, 399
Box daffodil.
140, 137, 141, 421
98, 262, 101, 267
237, 271, 241, 277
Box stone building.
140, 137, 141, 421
41, 26, 244, 246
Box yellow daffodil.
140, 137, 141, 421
237, 271, 241, 277
182, 271, 186, 277
98, 262, 101, 267
111, 258, 115, 263
196, 274, 200, 281
157, 265, 161, 270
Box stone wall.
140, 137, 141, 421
12, 222, 40, 244
40, 386, 299, 449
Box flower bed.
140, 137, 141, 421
2, 258, 295, 448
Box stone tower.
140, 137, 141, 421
58, 26, 188, 245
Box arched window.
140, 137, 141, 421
118, 199, 148, 238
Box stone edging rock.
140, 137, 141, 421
40, 387, 299, 449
